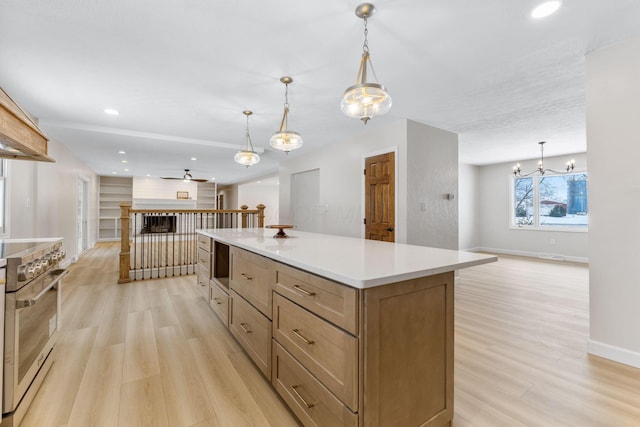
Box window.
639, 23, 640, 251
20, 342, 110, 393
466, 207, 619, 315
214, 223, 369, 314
512, 173, 588, 230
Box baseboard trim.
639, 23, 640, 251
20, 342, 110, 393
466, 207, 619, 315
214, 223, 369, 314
470, 247, 589, 264
587, 339, 640, 368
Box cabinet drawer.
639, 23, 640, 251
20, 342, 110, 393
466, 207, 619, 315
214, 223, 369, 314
229, 290, 271, 379
230, 247, 273, 319
273, 293, 358, 411
275, 263, 358, 335
197, 234, 212, 251
197, 247, 212, 272
210, 281, 229, 327
196, 267, 210, 301
272, 341, 357, 427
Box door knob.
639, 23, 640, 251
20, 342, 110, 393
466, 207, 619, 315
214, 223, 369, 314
386, 227, 394, 232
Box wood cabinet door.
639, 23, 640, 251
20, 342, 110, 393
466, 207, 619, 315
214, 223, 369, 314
365, 152, 395, 242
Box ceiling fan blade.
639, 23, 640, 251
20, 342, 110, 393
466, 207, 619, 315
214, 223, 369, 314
160, 177, 182, 180
192, 178, 209, 182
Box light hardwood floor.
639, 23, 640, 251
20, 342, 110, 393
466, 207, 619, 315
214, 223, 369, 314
20, 243, 640, 426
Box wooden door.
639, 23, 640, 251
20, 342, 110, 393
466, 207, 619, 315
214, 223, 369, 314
365, 152, 395, 242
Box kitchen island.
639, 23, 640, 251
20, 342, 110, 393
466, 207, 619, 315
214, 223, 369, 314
196, 228, 496, 427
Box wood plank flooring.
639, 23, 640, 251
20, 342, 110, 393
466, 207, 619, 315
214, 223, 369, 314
20, 243, 640, 426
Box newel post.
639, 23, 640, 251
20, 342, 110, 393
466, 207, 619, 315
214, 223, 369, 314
256, 204, 266, 228
118, 202, 132, 284
241, 205, 248, 228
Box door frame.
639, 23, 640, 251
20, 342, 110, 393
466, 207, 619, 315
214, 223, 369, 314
361, 146, 399, 240
77, 175, 90, 256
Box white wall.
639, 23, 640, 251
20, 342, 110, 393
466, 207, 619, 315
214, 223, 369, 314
459, 163, 481, 251
236, 175, 279, 226
7, 139, 98, 262
407, 120, 458, 250
279, 119, 408, 240
132, 177, 198, 199
473, 153, 588, 261
279, 119, 459, 247
586, 36, 640, 367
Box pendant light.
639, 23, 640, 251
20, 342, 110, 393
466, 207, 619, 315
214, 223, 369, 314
270, 76, 303, 153
513, 141, 575, 176
341, 3, 392, 124
234, 110, 260, 167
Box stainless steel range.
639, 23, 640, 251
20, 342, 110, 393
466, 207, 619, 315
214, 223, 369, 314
1, 239, 67, 427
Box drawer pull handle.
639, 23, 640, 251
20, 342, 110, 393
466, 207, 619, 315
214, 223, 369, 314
292, 329, 314, 345
239, 322, 252, 333
291, 385, 315, 408
213, 297, 223, 305
292, 285, 315, 297
241, 273, 253, 280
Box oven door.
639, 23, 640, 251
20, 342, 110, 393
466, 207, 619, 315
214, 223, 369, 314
3, 268, 67, 413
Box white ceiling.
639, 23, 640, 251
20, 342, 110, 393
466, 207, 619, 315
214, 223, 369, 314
1, 0, 640, 184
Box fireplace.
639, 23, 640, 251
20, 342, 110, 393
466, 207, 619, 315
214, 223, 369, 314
141, 215, 176, 234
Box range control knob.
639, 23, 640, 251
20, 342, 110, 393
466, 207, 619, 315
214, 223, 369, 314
32, 262, 43, 276
17, 264, 35, 281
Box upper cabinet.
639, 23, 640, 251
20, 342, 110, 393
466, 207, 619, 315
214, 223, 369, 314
0, 86, 54, 162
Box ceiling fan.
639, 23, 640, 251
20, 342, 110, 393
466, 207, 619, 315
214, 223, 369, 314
160, 169, 209, 183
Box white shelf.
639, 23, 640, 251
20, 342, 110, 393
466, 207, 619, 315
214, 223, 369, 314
98, 176, 132, 241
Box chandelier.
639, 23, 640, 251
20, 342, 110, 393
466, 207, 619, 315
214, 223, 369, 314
513, 141, 575, 176
270, 76, 303, 153
341, 3, 392, 124
234, 110, 260, 167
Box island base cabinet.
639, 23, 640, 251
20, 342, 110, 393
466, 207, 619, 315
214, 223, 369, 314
229, 290, 272, 379
272, 341, 358, 427
361, 272, 454, 427
209, 281, 229, 327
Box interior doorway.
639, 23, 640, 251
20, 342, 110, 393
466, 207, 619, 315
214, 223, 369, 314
364, 152, 395, 242
77, 176, 89, 255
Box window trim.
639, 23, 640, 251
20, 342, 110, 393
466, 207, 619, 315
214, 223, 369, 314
509, 171, 589, 233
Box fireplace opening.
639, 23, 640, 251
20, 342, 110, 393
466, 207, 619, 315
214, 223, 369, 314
141, 215, 176, 234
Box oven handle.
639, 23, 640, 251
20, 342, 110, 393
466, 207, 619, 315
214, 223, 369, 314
15, 268, 69, 309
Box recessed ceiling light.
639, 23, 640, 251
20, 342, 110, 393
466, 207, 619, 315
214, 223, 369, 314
211, 177, 216, 181
257, 181, 261, 184
531, 1, 561, 19
112, 171, 117, 175
124, 168, 129, 172
104, 108, 119, 115
118, 150, 126, 154
146, 174, 151, 177
191, 157, 197, 161
121, 160, 127, 163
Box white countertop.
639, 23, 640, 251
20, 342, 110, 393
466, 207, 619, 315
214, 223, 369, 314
197, 228, 497, 289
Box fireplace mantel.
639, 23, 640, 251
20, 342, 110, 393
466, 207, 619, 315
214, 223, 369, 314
133, 198, 197, 210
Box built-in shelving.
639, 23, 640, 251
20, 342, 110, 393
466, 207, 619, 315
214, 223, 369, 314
196, 182, 217, 209
98, 176, 133, 241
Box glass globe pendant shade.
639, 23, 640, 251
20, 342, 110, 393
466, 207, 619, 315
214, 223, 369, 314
269, 130, 303, 153
341, 82, 392, 124
234, 149, 260, 167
